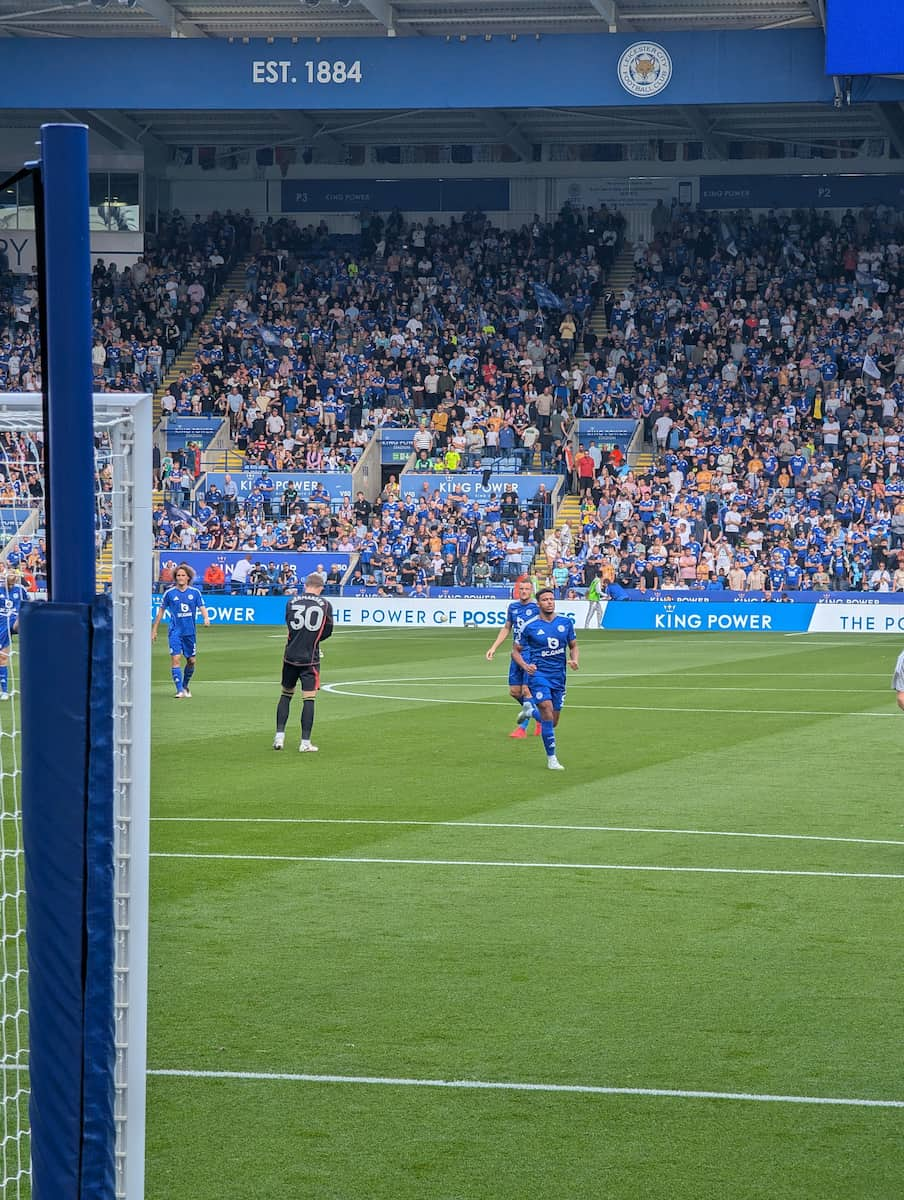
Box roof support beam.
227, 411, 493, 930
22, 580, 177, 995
273, 112, 347, 161
481, 109, 533, 162
356, 0, 399, 36
804, 0, 826, 29
679, 105, 729, 159
64, 108, 166, 154
588, 0, 621, 32
875, 101, 904, 159
61, 108, 169, 170
61, 109, 130, 153
133, 0, 207, 38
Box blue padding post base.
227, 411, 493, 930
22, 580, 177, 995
20, 597, 115, 1200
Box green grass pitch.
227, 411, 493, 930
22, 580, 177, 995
147, 626, 903, 1199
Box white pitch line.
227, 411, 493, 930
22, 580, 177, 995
320, 682, 895, 720
150, 851, 904, 881
149, 816, 904, 848
147, 1068, 904, 1109
319, 672, 888, 683
331, 682, 884, 695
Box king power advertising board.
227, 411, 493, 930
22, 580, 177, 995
152, 596, 904, 633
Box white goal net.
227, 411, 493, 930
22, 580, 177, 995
0, 392, 152, 1200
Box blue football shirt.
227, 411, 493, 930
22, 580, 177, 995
517, 615, 576, 685
161, 585, 205, 633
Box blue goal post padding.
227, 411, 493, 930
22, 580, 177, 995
20, 597, 116, 1200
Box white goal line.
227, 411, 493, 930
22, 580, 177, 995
150, 816, 904, 848
149, 852, 904, 881
147, 1068, 904, 1110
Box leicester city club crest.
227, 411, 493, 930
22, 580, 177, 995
617, 42, 673, 98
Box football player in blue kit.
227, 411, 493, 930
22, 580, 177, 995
512, 588, 579, 770
152, 564, 210, 697
485, 575, 541, 738
893, 647, 904, 713
0, 570, 28, 701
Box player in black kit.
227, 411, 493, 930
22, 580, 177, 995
273, 573, 334, 752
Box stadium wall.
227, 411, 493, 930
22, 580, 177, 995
151, 595, 904, 634
0, 226, 143, 275
156, 161, 904, 235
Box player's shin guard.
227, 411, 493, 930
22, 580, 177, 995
540, 720, 556, 757
276, 694, 291, 732
182, 663, 195, 690
301, 698, 315, 741
171, 666, 183, 693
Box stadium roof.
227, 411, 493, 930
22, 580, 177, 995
3, 0, 898, 161
0, 1, 828, 41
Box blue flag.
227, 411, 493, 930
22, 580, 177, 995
164, 500, 196, 526
863, 353, 882, 380
249, 322, 282, 348
532, 282, 564, 310
718, 219, 738, 258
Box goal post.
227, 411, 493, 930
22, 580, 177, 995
0, 391, 152, 1198
0, 391, 153, 1200
0, 120, 152, 1200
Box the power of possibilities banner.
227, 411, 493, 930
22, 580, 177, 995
151, 596, 904, 633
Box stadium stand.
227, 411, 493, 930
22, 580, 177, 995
6, 200, 904, 595
530, 205, 904, 594
148, 203, 624, 590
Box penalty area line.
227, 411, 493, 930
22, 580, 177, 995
149, 851, 904, 881
146, 1068, 904, 1109
149, 816, 904, 848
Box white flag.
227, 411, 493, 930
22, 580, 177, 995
863, 354, 882, 380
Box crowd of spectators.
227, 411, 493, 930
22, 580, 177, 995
153, 202, 622, 574
0, 429, 47, 585
0, 209, 247, 570
8, 195, 904, 595
154, 472, 556, 595
158, 199, 904, 594
541, 201, 904, 593
0, 209, 245, 396
157, 203, 623, 480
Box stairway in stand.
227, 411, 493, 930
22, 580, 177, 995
532, 491, 583, 582
586, 242, 635, 345
97, 539, 113, 587
201, 446, 246, 475
152, 256, 252, 429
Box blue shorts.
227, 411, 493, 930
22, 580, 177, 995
168, 629, 197, 658
508, 658, 531, 690
529, 676, 566, 711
